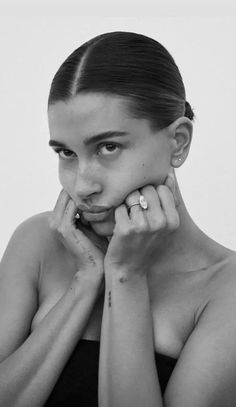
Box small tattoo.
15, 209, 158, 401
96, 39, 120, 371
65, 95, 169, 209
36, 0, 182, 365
87, 253, 96, 266
108, 290, 112, 308
119, 276, 128, 283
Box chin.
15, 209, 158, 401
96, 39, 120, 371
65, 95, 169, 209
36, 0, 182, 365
89, 220, 115, 237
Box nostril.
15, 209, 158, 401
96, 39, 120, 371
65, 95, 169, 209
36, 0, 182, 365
74, 180, 102, 199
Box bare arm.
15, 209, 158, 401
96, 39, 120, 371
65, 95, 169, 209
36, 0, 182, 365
98, 176, 236, 407
99, 268, 162, 407
98, 181, 179, 407
164, 269, 236, 407
0, 214, 104, 407
99, 264, 236, 407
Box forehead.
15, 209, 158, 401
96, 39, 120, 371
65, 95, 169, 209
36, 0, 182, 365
48, 93, 137, 136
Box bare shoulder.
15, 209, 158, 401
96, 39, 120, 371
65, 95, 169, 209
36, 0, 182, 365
0, 212, 61, 360
13, 211, 61, 253
165, 252, 236, 406
207, 251, 236, 299
1, 211, 62, 279
17, 210, 54, 235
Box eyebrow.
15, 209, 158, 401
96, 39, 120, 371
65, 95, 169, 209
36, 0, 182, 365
48, 130, 129, 149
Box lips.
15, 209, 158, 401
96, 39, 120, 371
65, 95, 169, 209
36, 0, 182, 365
82, 208, 113, 222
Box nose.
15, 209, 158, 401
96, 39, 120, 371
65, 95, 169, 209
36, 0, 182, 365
74, 166, 102, 200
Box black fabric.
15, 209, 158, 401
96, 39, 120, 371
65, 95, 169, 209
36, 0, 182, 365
44, 339, 177, 407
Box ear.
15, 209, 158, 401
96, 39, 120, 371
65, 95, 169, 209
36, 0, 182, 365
167, 117, 193, 168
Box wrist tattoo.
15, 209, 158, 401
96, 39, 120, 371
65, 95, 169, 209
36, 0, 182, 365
119, 275, 128, 283
108, 290, 112, 308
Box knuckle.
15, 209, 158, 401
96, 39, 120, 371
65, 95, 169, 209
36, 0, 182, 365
156, 216, 167, 229
133, 222, 147, 234
140, 185, 153, 194
114, 223, 129, 237
122, 223, 145, 236
125, 224, 136, 236
157, 185, 168, 195
57, 225, 69, 237
148, 222, 159, 232
125, 194, 140, 208
121, 227, 130, 237
168, 213, 180, 230
57, 225, 64, 235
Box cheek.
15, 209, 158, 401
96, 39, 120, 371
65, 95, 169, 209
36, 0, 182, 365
58, 166, 74, 191
106, 165, 161, 206
116, 162, 166, 195
141, 159, 168, 187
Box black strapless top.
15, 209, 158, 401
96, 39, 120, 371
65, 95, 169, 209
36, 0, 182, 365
44, 339, 177, 406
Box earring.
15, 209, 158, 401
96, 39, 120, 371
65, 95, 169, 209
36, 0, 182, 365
173, 156, 185, 166
177, 156, 185, 162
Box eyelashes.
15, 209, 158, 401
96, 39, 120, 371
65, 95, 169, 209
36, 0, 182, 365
52, 142, 122, 160
98, 143, 120, 155
53, 148, 76, 159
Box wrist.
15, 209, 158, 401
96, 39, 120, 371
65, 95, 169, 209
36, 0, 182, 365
72, 269, 104, 295
105, 264, 147, 285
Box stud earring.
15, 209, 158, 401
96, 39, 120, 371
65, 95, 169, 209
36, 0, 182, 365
172, 154, 185, 167
173, 156, 185, 166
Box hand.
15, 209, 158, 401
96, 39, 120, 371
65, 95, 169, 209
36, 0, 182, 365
104, 169, 180, 276
49, 189, 108, 292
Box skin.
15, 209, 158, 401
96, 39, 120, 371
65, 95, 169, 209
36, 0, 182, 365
0, 91, 235, 406
48, 92, 232, 273
47, 92, 236, 407
48, 92, 173, 237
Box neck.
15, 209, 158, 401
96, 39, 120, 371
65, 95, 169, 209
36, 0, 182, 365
151, 176, 227, 274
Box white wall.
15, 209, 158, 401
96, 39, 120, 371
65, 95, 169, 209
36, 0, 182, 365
0, 1, 236, 258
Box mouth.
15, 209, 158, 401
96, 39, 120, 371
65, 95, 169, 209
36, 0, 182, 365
81, 208, 113, 222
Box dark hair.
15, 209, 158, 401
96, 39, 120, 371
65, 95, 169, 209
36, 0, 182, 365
48, 31, 195, 131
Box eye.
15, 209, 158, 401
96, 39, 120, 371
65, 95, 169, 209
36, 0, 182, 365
54, 148, 76, 160
98, 143, 121, 156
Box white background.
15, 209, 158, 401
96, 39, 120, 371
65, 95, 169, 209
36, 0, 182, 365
0, 0, 236, 258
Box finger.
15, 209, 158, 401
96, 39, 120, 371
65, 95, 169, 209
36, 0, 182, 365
58, 203, 102, 253
139, 185, 164, 230
61, 198, 78, 228
53, 189, 69, 211
60, 198, 106, 253
164, 169, 180, 207
125, 191, 147, 226
157, 185, 180, 230
51, 189, 71, 225
114, 204, 131, 233
125, 190, 141, 208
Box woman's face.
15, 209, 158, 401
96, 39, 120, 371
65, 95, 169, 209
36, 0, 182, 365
48, 92, 173, 237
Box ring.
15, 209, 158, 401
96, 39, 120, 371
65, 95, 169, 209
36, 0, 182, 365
75, 211, 80, 219
127, 195, 148, 211
139, 195, 148, 210
128, 202, 140, 209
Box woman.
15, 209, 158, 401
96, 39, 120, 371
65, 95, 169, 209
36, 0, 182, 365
0, 30, 236, 407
